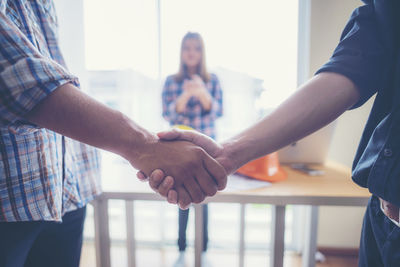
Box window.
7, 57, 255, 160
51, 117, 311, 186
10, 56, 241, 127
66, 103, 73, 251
82, 0, 299, 138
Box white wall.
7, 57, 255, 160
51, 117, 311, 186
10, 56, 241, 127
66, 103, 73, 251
308, 0, 374, 248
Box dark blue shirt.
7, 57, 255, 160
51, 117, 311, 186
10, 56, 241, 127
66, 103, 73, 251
316, 0, 400, 206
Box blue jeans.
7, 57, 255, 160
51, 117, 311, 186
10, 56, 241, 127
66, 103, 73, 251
359, 196, 400, 267
178, 204, 208, 252
0, 206, 86, 267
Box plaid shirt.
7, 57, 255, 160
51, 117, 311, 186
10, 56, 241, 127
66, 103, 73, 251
162, 74, 223, 138
0, 0, 101, 222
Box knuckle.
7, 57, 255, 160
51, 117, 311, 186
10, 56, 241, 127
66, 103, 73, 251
218, 180, 227, 190
195, 146, 206, 156
193, 199, 201, 204
193, 200, 201, 205
209, 187, 217, 197
217, 174, 227, 184
191, 146, 204, 157
193, 192, 205, 204
198, 194, 206, 203
191, 193, 200, 203
203, 183, 217, 197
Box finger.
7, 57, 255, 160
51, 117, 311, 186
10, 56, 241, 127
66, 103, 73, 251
148, 169, 166, 192
158, 176, 175, 197
203, 155, 227, 190
176, 186, 191, 209
194, 167, 218, 197
167, 190, 178, 204
184, 177, 205, 204
136, 171, 148, 182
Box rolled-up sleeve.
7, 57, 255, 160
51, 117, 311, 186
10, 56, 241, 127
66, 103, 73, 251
0, 13, 79, 126
315, 4, 390, 109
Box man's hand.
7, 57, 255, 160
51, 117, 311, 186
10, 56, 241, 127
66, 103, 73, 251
138, 129, 236, 205
158, 129, 234, 173
130, 137, 227, 209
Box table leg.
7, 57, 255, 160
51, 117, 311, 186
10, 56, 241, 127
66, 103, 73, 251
239, 204, 246, 267
270, 205, 286, 267
126, 201, 136, 267
93, 199, 111, 267
302, 206, 319, 267
194, 204, 204, 267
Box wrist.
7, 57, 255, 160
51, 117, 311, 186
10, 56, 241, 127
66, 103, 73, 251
220, 138, 252, 174
196, 90, 212, 110
118, 113, 158, 162
181, 91, 192, 99
218, 142, 240, 175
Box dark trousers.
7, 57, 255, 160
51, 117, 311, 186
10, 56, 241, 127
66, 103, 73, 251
178, 204, 208, 252
0, 206, 87, 267
359, 196, 400, 267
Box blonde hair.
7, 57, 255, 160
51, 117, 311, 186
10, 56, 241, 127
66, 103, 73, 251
174, 32, 211, 83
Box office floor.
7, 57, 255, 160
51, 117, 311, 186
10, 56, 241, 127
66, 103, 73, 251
80, 242, 358, 267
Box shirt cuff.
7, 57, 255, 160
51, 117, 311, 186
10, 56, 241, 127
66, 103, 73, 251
316, 53, 383, 110
0, 56, 79, 126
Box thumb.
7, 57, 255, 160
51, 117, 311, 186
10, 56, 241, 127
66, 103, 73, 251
157, 128, 182, 140
158, 129, 222, 158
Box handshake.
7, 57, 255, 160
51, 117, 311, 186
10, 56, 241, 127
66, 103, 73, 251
132, 129, 236, 209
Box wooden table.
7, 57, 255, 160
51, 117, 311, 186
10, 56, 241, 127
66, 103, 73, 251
93, 161, 371, 267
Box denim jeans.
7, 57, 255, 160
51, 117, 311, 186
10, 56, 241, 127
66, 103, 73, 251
0, 207, 87, 267
178, 204, 208, 252
359, 196, 400, 267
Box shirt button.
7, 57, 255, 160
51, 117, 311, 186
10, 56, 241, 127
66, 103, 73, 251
383, 148, 393, 157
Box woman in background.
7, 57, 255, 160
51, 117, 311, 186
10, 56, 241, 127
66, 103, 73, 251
162, 32, 223, 267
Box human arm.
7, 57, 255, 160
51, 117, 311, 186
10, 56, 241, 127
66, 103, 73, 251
159, 72, 360, 175
25, 83, 226, 207
0, 15, 226, 209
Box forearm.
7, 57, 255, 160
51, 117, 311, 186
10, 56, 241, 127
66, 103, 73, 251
222, 72, 360, 173
25, 83, 156, 160
196, 91, 212, 111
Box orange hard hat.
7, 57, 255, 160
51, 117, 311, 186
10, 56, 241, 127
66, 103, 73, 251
236, 152, 286, 182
